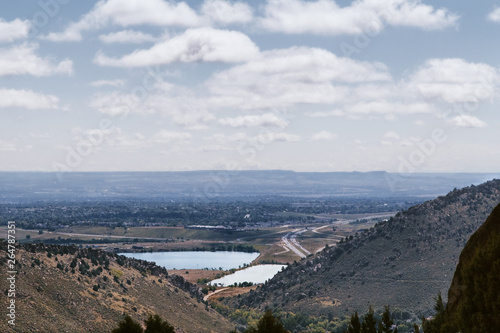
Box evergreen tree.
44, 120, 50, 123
413, 323, 420, 333
361, 306, 377, 333
245, 309, 290, 333
144, 314, 175, 333
112, 314, 143, 333
378, 306, 394, 333
422, 293, 449, 333
347, 311, 361, 333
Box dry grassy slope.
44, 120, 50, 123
0, 245, 234, 333
230, 179, 500, 318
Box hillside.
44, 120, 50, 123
0, 242, 233, 332
228, 179, 500, 318
444, 201, 500, 331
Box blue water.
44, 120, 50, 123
119, 251, 259, 270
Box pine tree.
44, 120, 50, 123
413, 323, 420, 333
378, 306, 394, 333
245, 309, 290, 333
347, 311, 361, 333
361, 306, 377, 333
112, 314, 143, 333
144, 314, 175, 333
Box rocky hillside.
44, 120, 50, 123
444, 201, 500, 331
0, 242, 233, 332
229, 179, 500, 318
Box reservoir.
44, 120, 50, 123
210, 264, 287, 286
119, 251, 260, 270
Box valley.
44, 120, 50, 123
1, 172, 500, 332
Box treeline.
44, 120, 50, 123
344, 306, 419, 333
111, 310, 290, 333
22, 237, 165, 245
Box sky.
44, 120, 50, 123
1, 0, 500, 173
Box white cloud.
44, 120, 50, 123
99, 30, 157, 43
89, 83, 214, 128
488, 7, 500, 22
407, 58, 499, 103
261, 132, 301, 142
94, 27, 259, 67
0, 140, 16, 151
43, 0, 200, 42
89, 91, 139, 116
348, 101, 433, 114
206, 132, 248, 142
0, 89, 60, 109
311, 130, 337, 141
218, 113, 289, 128
309, 110, 345, 117
0, 18, 31, 42
153, 130, 192, 143
259, 0, 458, 35
90, 79, 125, 87
450, 115, 488, 128
171, 111, 214, 129
207, 46, 390, 109
383, 131, 400, 140
0, 43, 73, 76
201, 0, 253, 25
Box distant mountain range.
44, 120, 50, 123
228, 179, 500, 318
0, 171, 499, 203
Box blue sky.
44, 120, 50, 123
1, 0, 500, 173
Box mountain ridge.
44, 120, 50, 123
229, 179, 500, 318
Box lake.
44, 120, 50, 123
210, 264, 287, 286
119, 251, 260, 270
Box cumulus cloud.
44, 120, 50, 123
450, 115, 488, 128
90, 79, 126, 87
259, 0, 458, 35
407, 58, 499, 103
99, 30, 157, 43
0, 18, 31, 42
260, 132, 301, 142
0, 140, 17, 151
153, 130, 192, 143
94, 27, 259, 67
309, 110, 345, 117
206, 132, 249, 142
488, 7, 500, 22
43, 0, 200, 42
311, 131, 337, 141
383, 131, 400, 140
89, 83, 214, 128
89, 91, 139, 116
43, 0, 257, 42
201, 0, 253, 25
0, 89, 60, 109
207, 46, 390, 109
0, 43, 73, 76
218, 113, 289, 128
347, 101, 434, 114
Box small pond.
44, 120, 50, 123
210, 264, 287, 286
119, 251, 260, 270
